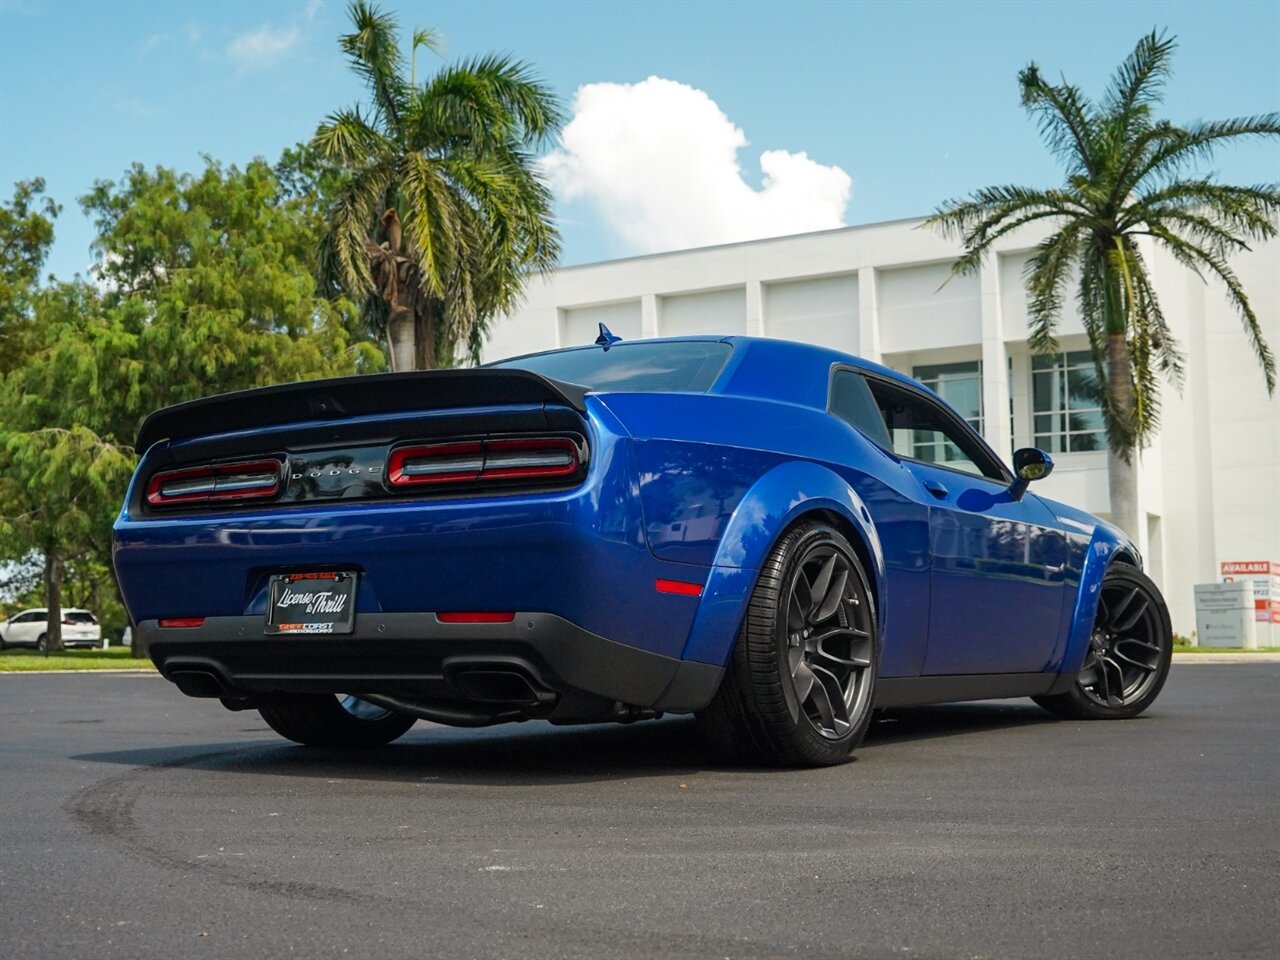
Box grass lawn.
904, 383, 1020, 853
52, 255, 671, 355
0, 646, 154, 672
1173, 644, 1280, 654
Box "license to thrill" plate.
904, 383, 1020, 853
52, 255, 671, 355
266, 571, 358, 635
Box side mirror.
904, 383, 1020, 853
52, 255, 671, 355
1009, 447, 1054, 501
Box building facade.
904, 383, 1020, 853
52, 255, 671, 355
483, 217, 1280, 638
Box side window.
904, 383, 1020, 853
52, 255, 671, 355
829, 370, 892, 449
864, 378, 1006, 482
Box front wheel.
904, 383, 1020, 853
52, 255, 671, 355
701, 520, 878, 767
258, 694, 416, 748
1034, 563, 1172, 720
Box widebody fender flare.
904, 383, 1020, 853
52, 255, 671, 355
680, 460, 886, 667
1054, 520, 1144, 680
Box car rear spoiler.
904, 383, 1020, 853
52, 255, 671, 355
135, 370, 591, 453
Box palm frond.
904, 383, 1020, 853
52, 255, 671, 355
1132, 114, 1280, 188
1146, 224, 1276, 393
313, 107, 392, 164
1024, 224, 1085, 355
317, 160, 393, 296
1102, 30, 1176, 121
340, 1, 408, 132
1018, 63, 1099, 176
927, 185, 1085, 276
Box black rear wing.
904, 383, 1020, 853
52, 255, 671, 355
135, 370, 590, 453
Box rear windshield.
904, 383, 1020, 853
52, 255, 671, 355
492, 342, 732, 393
65, 612, 97, 624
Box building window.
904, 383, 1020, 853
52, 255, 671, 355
1032, 351, 1105, 452
913, 361, 982, 463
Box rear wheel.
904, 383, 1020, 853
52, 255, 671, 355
258, 694, 416, 747
1034, 563, 1172, 720
701, 520, 878, 767
36, 633, 48, 653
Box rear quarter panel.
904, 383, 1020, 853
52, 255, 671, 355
595, 391, 933, 676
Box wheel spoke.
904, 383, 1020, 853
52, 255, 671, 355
793, 571, 814, 622
1098, 655, 1126, 705
792, 660, 818, 704
813, 568, 849, 622
1078, 654, 1101, 688
807, 555, 837, 618
1113, 638, 1159, 672
808, 663, 851, 735
787, 591, 807, 633
1112, 596, 1150, 633
1105, 587, 1140, 631
813, 632, 873, 671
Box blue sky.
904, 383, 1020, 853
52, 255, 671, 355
2, 0, 1277, 281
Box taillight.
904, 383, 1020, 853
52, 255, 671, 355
147, 459, 283, 508
387, 437, 581, 488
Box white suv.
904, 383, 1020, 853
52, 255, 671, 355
0, 609, 103, 651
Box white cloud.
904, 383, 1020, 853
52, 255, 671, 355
542, 76, 851, 254
227, 23, 300, 64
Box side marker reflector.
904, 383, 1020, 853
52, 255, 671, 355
436, 612, 517, 624
655, 579, 703, 597
158, 617, 206, 629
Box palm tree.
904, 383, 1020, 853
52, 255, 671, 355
928, 31, 1279, 537
315, 1, 563, 370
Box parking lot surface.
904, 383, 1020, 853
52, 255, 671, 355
1, 664, 1276, 959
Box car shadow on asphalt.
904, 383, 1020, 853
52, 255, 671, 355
71, 700, 1062, 786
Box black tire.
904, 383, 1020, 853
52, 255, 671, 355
1034, 563, 1172, 720
36, 633, 48, 653
258, 694, 416, 748
700, 519, 878, 767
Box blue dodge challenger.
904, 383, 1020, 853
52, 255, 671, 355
113, 333, 1172, 766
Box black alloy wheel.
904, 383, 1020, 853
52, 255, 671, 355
701, 520, 878, 766
1034, 562, 1172, 720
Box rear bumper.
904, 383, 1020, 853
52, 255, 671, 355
140, 612, 723, 714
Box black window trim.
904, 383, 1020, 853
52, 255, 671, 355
827, 364, 1014, 486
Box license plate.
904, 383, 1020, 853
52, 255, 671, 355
266, 572, 358, 635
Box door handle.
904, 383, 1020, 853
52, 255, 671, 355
922, 479, 949, 499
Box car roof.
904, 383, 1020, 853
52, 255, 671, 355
493, 335, 923, 410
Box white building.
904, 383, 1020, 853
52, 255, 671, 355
483, 217, 1280, 638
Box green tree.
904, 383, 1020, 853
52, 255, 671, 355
0, 178, 61, 374
315, 0, 562, 370
1, 157, 382, 652
927, 31, 1279, 538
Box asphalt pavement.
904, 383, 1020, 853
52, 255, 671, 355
1, 664, 1276, 960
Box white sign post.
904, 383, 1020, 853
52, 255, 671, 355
1194, 582, 1258, 649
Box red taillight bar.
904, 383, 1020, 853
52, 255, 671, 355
158, 617, 206, 628
436, 612, 517, 624
388, 437, 581, 488
147, 459, 283, 508
655, 578, 704, 597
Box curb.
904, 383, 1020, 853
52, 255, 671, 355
1173, 653, 1280, 664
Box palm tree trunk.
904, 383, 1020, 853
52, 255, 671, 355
1105, 332, 1141, 538
387, 310, 415, 372
43, 546, 64, 655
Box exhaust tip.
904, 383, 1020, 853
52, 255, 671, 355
169, 670, 228, 699
452, 669, 551, 705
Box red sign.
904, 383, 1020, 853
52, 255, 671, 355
1220, 561, 1280, 623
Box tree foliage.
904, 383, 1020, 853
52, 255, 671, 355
0, 178, 61, 375
315, 0, 563, 370
928, 31, 1279, 464
1, 157, 382, 648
